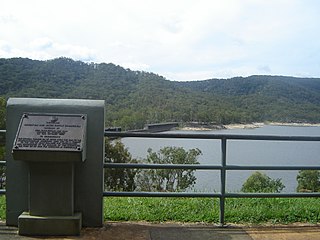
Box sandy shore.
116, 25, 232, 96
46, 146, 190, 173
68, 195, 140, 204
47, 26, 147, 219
268, 122, 320, 127
224, 122, 264, 129
179, 127, 214, 131
179, 122, 320, 131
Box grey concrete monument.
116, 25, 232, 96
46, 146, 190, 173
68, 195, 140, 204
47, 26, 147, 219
6, 98, 105, 236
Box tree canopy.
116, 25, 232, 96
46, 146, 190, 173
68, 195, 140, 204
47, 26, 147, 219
104, 140, 201, 192
296, 170, 320, 192
136, 147, 201, 192
0, 97, 5, 129
104, 139, 138, 191
2, 58, 320, 130
241, 171, 285, 193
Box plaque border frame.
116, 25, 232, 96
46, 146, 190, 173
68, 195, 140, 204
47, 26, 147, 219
12, 112, 87, 162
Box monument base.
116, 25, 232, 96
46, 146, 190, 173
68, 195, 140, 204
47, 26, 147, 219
18, 212, 82, 236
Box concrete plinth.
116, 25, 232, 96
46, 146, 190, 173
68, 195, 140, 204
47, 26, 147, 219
6, 98, 105, 229
29, 162, 74, 216
18, 212, 82, 236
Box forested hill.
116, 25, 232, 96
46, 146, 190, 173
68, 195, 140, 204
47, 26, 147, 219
1, 57, 320, 130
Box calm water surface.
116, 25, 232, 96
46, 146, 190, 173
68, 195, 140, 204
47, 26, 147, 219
122, 125, 320, 193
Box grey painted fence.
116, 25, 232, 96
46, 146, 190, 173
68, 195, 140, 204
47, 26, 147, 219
1, 129, 320, 225
104, 131, 320, 226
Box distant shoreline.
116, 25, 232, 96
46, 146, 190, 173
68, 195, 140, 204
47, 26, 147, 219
267, 122, 320, 127
179, 122, 320, 131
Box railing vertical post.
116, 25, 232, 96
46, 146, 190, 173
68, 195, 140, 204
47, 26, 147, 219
219, 137, 227, 226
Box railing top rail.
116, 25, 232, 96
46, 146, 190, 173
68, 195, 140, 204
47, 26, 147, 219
104, 131, 320, 141
1, 129, 320, 141
104, 163, 320, 171
104, 191, 320, 198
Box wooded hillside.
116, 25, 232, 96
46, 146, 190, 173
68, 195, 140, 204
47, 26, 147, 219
1, 57, 320, 129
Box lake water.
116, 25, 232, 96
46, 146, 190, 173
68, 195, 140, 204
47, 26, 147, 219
122, 125, 320, 193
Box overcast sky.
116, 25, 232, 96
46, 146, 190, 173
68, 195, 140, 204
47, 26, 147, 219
1, 0, 320, 81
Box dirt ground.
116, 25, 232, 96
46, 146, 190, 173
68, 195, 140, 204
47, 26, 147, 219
1, 221, 320, 240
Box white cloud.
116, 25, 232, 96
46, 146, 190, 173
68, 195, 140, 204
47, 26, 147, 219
29, 38, 54, 50
0, 38, 96, 62
165, 65, 276, 81
0, 14, 17, 24
120, 62, 150, 71
52, 43, 96, 62
1, 0, 320, 80
164, 70, 216, 82
0, 41, 12, 53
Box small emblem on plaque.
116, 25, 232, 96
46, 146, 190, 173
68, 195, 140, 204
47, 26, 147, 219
48, 116, 59, 124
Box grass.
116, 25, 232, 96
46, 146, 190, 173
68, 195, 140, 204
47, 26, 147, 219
0, 196, 5, 220
104, 197, 320, 224
104, 197, 219, 222
1, 196, 320, 224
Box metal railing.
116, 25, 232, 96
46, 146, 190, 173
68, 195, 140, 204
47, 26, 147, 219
104, 131, 320, 226
1, 129, 320, 225
0, 129, 6, 196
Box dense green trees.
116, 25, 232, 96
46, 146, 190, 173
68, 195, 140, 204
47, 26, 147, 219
136, 147, 201, 192
241, 170, 320, 193
104, 139, 138, 191
296, 170, 320, 192
241, 171, 285, 193
105, 139, 201, 192
0, 97, 5, 129
2, 58, 320, 130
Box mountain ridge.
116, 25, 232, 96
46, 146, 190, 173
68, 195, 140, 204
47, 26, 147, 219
1, 57, 320, 129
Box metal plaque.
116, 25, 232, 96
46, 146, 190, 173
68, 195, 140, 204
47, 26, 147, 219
12, 113, 87, 162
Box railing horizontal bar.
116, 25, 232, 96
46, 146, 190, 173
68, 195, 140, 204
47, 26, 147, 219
105, 131, 320, 141
103, 191, 320, 198
2, 129, 320, 141
225, 192, 320, 198
0, 129, 319, 141
226, 165, 320, 170
0, 189, 5, 195
103, 191, 221, 198
104, 163, 222, 170
104, 163, 320, 171
0, 161, 6, 166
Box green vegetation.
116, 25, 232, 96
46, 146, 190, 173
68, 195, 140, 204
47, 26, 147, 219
102, 161, 318, 225
0, 97, 5, 129
2, 58, 320, 130
0, 196, 4, 219
103, 197, 320, 224
105, 139, 138, 191
105, 139, 201, 192
241, 171, 285, 193
0, 196, 319, 223
297, 170, 320, 192
136, 147, 201, 192
1, 58, 320, 223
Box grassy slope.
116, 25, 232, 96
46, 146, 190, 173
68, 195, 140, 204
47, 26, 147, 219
103, 197, 320, 224
0, 196, 319, 224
